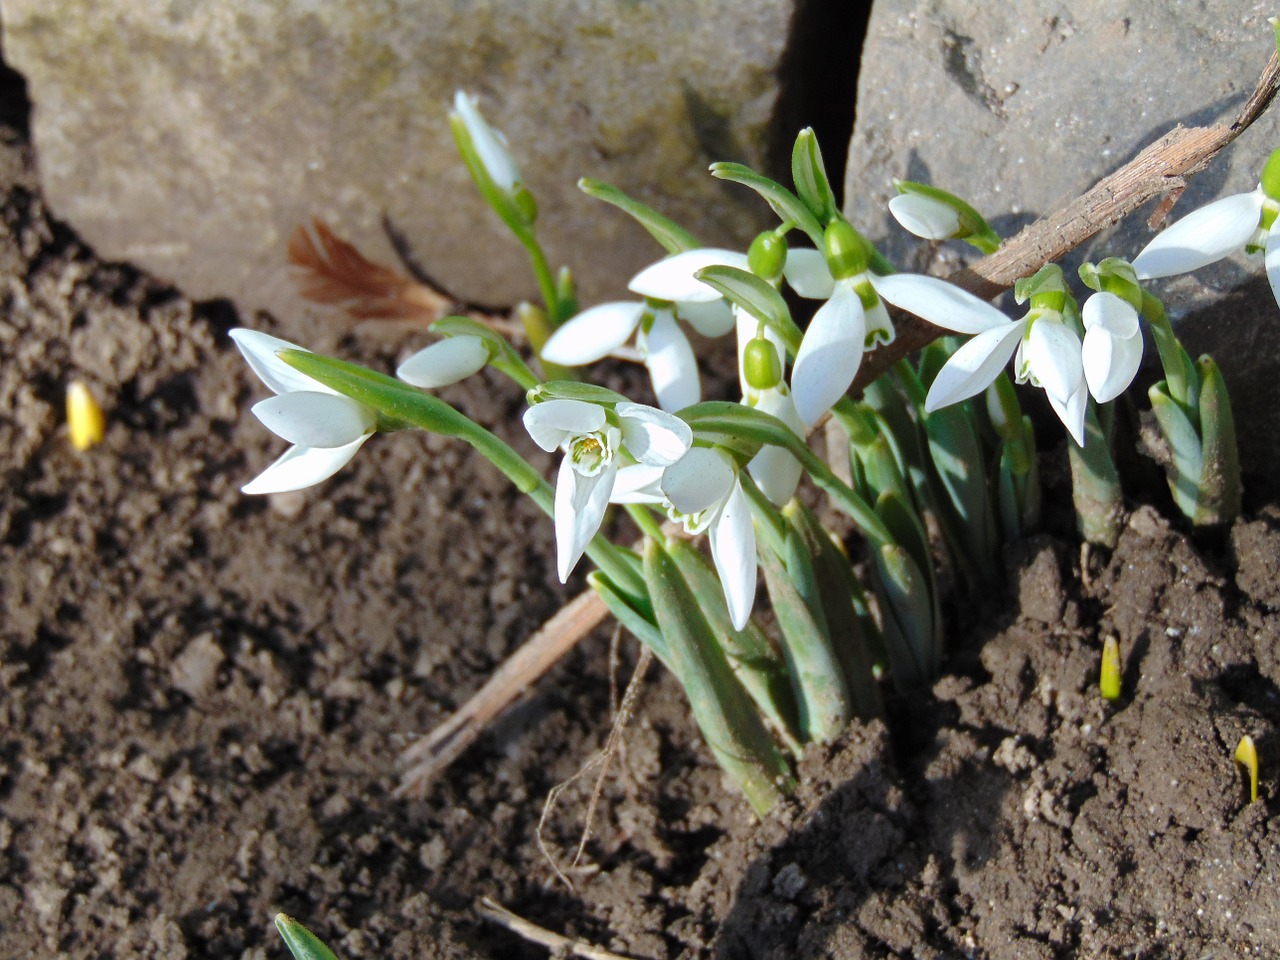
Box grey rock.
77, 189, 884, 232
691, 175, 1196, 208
1, 0, 793, 322
844, 2, 1280, 486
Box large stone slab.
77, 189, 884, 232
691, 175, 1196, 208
844, 1, 1280, 486
0, 1, 796, 321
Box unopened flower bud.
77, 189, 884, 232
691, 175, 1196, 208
748, 232, 787, 282
742, 335, 783, 391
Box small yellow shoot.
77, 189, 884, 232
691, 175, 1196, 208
66, 380, 105, 451
1099, 635, 1122, 701
1235, 735, 1259, 804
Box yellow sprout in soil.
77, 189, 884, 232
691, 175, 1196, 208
1235, 735, 1260, 804
66, 380, 105, 451
1099, 635, 1122, 701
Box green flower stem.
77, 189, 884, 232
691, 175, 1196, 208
280, 348, 643, 598
789, 442, 895, 550
625, 503, 666, 542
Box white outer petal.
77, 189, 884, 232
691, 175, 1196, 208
791, 283, 865, 427
540, 302, 644, 365
642, 311, 701, 412
1265, 223, 1280, 312
1082, 322, 1143, 404
615, 401, 693, 466
709, 479, 758, 630
554, 455, 617, 582
523, 399, 606, 452
870, 273, 1011, 334
925, 320, 1026, 411
1081, 292, 1140, 338
252, 392, 375, 448
1046, 383, 1088, 447
609, 464, 667, 504
628, 248, 750, 303
229, 329, 333, 396
1132, 190, 1264, 279
241, 435, 371, 495
888, 193, 961, 240
783, 248, 836, 299
746, 387, 804, 506
1025, 320, 1084, 404
678, 298, 735, 337
397, 336, 490, 388
453, 91, 522, 191
662, 447, 735, 515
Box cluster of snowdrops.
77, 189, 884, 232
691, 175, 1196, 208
232, 90, 1264, 814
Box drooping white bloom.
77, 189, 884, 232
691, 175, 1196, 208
397, 335, 490, 388
784, 249, 965, 428
888, 193, 962, 241
1132, 188, 1275, 282
870, 274, 1094, 445
540, 249, 747, 412
230, 329, 377, 494
612, 447, 758, 629
745, 384, 805, 506
452, 91, 522, 192
523, 398, 691, 581
1080, 293, 1144, 404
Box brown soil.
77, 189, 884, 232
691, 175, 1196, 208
3, 96, 1280, 960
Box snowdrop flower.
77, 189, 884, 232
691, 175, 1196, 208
871, 267, 1092, 445
1080, 292, 1143, 404
396, 335, 490, 388
523, 398, 692, 581
738, 325, 804, 505
230, 329, 377, 494
451, 91, 522, 193
1132, 146, 1280, 307
784, 222, 976, 427
612, 447, 758, 629
887, 180, 1001, 253
541, 249, 747, 411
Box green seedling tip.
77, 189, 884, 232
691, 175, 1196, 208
1099, 635, 1122, 701
274, 914, 342, 960
1235, 734, 1260, 804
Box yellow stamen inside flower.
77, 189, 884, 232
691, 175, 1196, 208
67, 380, 106, 451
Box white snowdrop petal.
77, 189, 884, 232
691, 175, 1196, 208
230, 329, 333, 396
871, 273, 1011, 335
628, 248, 750, 303
453, 91, 521, 191
252, 392, 374, 448
888, 193, 961, 240
662, 447, 735, 515
1081, 292, 1140, 338
1082, 326, 1143, 404
540, 302, 644, 365
783, 248, 836, 299
925, 321, 1026, 411
642, 311, 701, 412
1265, 224, 1280, 314
1047, 384, 1089, 447
679, 298, 736, 337
615, 402, 693, 466
397, 336, 490, 388
710, 480, 758, 630
241, 435, 370, 495
1132, 190, 1264, 279
791, 284, 865, 427
609, 464, 668, 504
554, 456, 617, 582
746, 387, 804, 506
523, 399, 606, 452
1025, 320, 1084, 404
